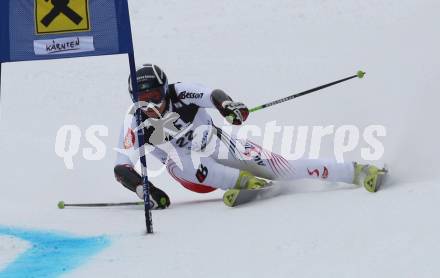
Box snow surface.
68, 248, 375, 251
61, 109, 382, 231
0, 236, 30, 271
1, 0, 440, 277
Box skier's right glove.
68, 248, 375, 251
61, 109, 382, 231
221, 101, 249, 125
114, 164, 170, 209
211, 89, 249, 125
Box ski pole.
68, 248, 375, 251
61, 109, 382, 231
249, 70, 366, 113
57, 200, 143, 209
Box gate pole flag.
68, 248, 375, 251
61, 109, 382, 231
0, 0, 154, 233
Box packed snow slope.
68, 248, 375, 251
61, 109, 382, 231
1, 0, 439, 277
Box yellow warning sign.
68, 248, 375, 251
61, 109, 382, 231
35, 0, 90, 35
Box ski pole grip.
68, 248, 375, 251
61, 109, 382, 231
249, 105, 263, 113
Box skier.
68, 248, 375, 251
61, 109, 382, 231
114, 64, 387, 208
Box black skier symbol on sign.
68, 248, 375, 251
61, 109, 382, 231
41, 0, 83, 27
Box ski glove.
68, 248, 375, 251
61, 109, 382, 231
222, 101, 249, 125
136, 184, 170, 209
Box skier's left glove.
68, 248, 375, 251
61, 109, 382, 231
114, 164, 170, 209
222, 101, 249, 125
136, 184, 170, 209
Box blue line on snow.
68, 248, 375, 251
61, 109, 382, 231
0, 226, 110, 278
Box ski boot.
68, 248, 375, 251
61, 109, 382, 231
353, 163, 388, 192
223, 170, 268, 207
234, 170, 268, 190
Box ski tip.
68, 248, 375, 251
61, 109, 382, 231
223, 189, 240, 207
357, 70, 366, 79
381, 163, 389, 174
57, 201, 65, 209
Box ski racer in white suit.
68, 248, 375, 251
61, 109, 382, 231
114, 64, 384, 209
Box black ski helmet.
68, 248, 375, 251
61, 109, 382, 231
128, 64, 168, 103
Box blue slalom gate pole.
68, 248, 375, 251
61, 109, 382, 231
124, 0, 153, 233
128, 53, 153, 234
0, 63, 2, 100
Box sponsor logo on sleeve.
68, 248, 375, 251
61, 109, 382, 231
178, 91, 204, 99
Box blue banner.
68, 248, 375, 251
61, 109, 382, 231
0, 0, 153, 234
0, 0, 133, 62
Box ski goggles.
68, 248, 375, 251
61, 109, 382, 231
136, 87, 166, 107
